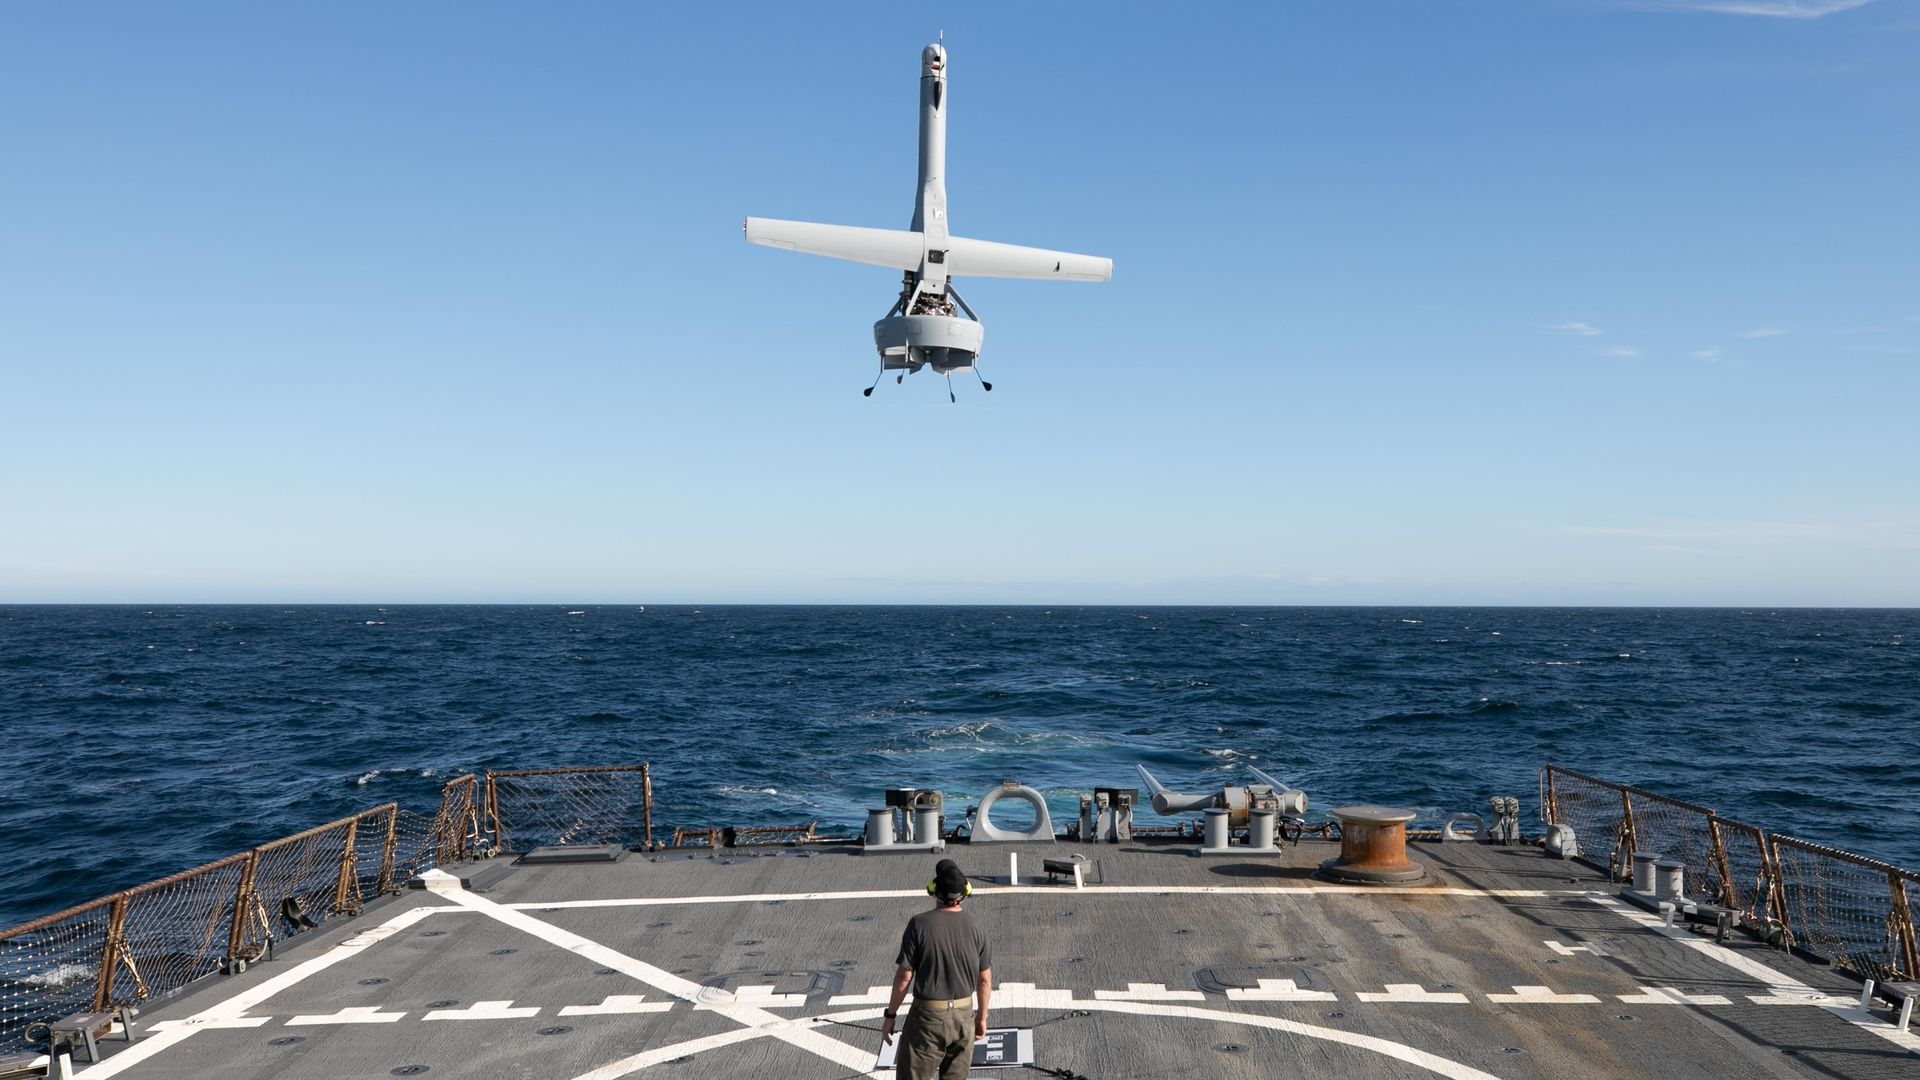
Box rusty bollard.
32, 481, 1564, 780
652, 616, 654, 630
1319, 806, 1428, 885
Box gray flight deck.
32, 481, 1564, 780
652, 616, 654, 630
71, 838, 1920, 1080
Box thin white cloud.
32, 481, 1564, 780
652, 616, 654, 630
1547, 321, 1604, 336
1738, 326, 1788, 339
1626, 0, 1873, 16
1530, 516, 1920, 550
1596, 345, 1643, 357
1690, 345, 1722, 360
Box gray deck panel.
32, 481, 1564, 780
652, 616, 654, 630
83, 839, 1916, 1080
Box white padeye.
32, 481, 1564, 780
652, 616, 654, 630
743, 40, 1111, 400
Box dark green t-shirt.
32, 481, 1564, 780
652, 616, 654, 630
895, 907, 992, 1001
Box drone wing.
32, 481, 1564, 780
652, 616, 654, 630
743, 218, 922, 270
745, 218, 1112, 283
945, 235, 1112, 282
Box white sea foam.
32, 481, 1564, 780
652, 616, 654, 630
21, 963, 93, 988
356, 770, 381, 786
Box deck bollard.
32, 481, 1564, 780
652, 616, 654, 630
1631, 852, 1659, 894
1654, 858, 1684, 901
866, 808, 895, 847
1319, 806, 1428, 885
1897, 994, 1913, 1032
913, 805, 941, 846
1858, 980, 1874, 1011
1248, 808, 1277, 850
1009, 852, 1019, 887
1201, 807, 1231, 851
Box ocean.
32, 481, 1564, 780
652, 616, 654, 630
1, 605, 1914, 929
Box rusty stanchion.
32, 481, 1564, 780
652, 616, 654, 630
376, 806, 401, 894
1892, 870, 1919, 980
330, 818, 360, 917
225, 851, 258, 967
1319, 806, 1427, 885
90, 895, 129, 1013
1618, 787, 1639, 881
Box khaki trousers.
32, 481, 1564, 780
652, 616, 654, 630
896, 1000, 975, 1080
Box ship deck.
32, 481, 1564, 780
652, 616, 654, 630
70, 838, 1920, 1080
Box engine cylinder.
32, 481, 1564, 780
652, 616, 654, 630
873, 314, 984, 373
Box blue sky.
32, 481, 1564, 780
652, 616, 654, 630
2, 2, 1915, 605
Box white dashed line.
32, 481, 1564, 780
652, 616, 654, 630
1093, 982, 1205, 1002
1356, 984, 1471, 1004
423, 1000, 542, 1021
1225, 978, 1337, 1002
1616, 986, 1731, 1006
559, 995, 674, 1016
1487, 985, 1601, 1005
287, 1006, 408, 1026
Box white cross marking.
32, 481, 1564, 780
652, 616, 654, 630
286, 1006, 407, 1025
1545, 939, 1607, 957
1487, 985, 1600, 1005
559, 995, 673, 1016
1094, 983, 1204, 1002
1356, 984, 1471, 1004
423, 1000, 541, 1021
1225, 978, 1337, 1002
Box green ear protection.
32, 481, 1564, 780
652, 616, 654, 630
927, 879, 973, 897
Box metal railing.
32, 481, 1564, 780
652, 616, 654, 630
1542, 763, 1918, 983
0, 773, 484, 1054
485, 764, 653, 853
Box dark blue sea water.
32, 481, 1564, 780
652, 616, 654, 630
2, 605, 1915, 929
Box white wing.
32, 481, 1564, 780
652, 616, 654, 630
945, 235, 1111, 282
743, 218, 921, 270
744, 218, 1112, 282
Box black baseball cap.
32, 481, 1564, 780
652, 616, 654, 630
933, 859, 968, 898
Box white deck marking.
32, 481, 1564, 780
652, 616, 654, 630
75, 902, 448, 1078
1356, 984, 1471, 1004
559, 995, 673, 1016
1545, 939, 1607, 957
142, 1015, 273, 1034
1037, 1001, 1504, 1080
699, 985, 807, 1009
1225, 978, 1337, 1002
568, 1025, 772, 1080
422, 1000, 541, 1021
506, 884, 1588, 910
827, 986, 910, 1007
287, 1005, 409, 1025
989, 982, 1078, 1009
1093, 982, 1204, 1002
435, 887, 877, 1078
1616, 986, 1731, 1006
1748, 990, 1858, 1007
1487, 985, 1601, 1004
1587, 892, 1920, 1055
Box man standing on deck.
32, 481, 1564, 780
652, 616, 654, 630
880, 858, 993, 1080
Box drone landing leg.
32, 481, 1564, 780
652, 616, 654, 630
946, 374, 956, 404
974, 362, 992, 393
863, 369, 884, 398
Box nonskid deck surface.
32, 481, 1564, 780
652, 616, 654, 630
78, 840, 1918, 1080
